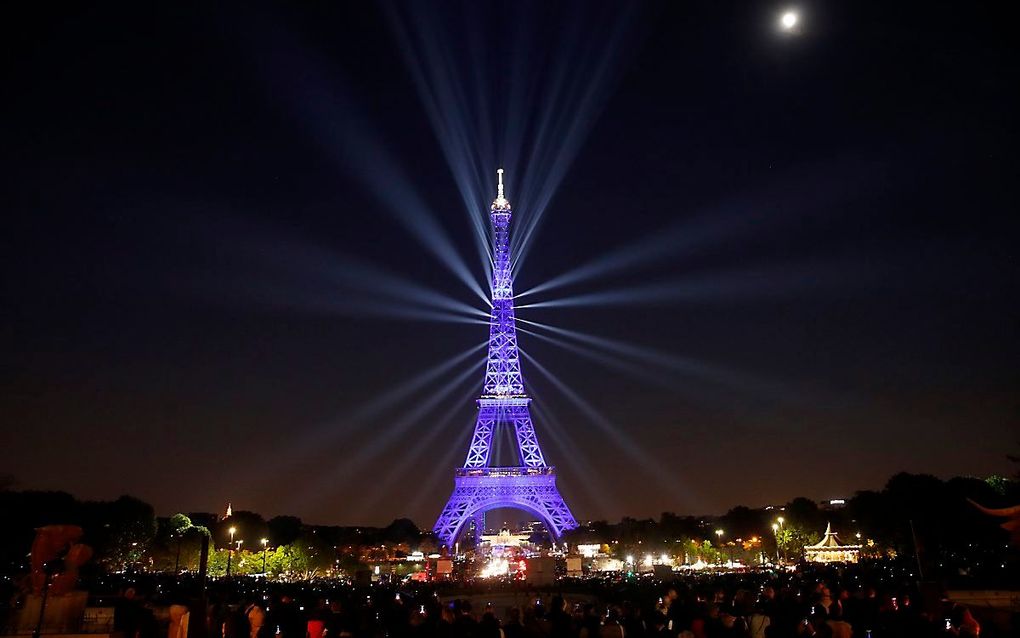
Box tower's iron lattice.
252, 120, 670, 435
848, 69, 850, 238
433, 170, 578, 547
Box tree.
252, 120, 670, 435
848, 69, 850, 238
785, 497, 824, 530
719, 506, 764, 539
215, 510, 268, 551
168, 513, 192, 535
268, 516, 302, 546
382, 518, 421, 545
207, 544, 312, 578
167, 514, 193, 572
83, 495, 157, 570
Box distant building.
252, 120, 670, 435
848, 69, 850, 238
480, 528, 531, 549
820, 498, 847, 511
804, 523, 861, 563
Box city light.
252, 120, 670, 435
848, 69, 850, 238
479, 557, 510, 579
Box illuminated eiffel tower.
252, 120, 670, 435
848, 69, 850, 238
433, 170, 578, 548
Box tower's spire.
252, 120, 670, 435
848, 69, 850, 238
492, 168, 510, 211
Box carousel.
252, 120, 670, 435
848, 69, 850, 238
804, 523, 862, 563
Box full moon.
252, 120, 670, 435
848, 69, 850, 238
781, 11, 798, 30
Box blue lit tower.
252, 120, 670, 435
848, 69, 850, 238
434, 170, 578, 547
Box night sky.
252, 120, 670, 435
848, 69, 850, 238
3, 1, 1017, 528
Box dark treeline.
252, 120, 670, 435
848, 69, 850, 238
0, 486, 423, 576
565, 472, 1017, 582
1, 471, 1016, 581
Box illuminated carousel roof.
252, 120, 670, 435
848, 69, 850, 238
806, 523, 861, 550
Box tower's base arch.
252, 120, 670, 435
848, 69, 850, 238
434, 467, 576, 547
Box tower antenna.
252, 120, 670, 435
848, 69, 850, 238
492, 168, 510, 211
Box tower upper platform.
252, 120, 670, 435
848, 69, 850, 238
491, 168, 510, 212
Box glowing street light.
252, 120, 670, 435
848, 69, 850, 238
261, 538, 269, 574
775, 517, 785, 563
771, 523, 781, 564
715, 529, 733, 566
227, 526, 237, 578
780, 10, 798, 31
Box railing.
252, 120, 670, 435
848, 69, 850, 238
456, 466, 555, 478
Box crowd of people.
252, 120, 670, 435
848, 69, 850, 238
96, 562, 994, 638
1, 563, 996, 638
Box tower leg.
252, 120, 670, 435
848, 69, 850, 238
434, 471, 577, 548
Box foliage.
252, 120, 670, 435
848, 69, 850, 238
207, 544, 311, 578
168, 513, 193, 535
146, 516, 211, 572
82, 495, 157, 570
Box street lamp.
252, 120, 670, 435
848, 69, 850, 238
772, 524, 780, 564
775, 517, 787, 563
174, 530, 182, 574
261, 538, 269, 575
715, 529, 730, 566
227, 526, 237, 578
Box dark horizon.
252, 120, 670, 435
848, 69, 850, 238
3, 1, 1017, 527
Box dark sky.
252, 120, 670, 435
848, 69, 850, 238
3, 1, 1017, 528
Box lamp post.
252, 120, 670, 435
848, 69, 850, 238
715, 529, 727, 566
227, 526, 236, 578
261, 538, 269, 575
777, 517, 785, 563
772, 524, 780, 564
174, 531, 181, 573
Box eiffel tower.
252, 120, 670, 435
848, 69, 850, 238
433, 169, 578, 548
